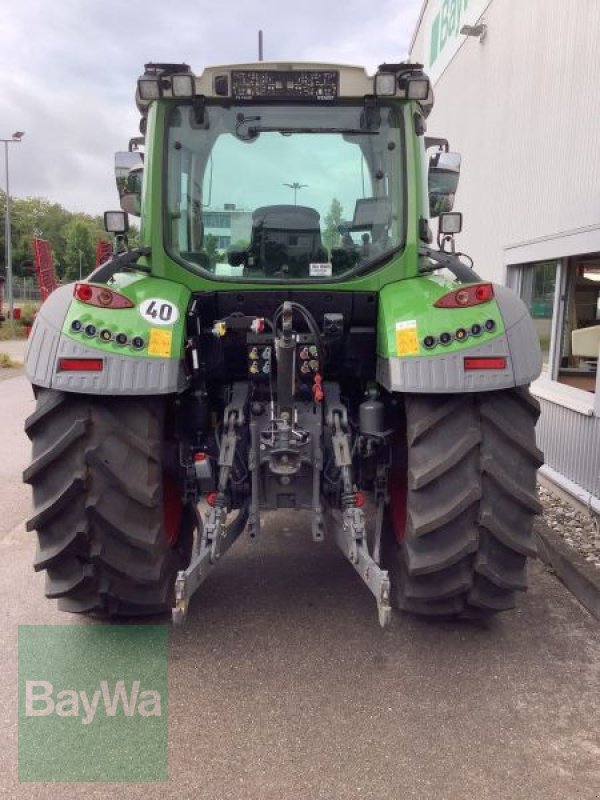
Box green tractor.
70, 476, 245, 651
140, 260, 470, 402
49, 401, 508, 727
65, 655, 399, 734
23, 60, 543, 626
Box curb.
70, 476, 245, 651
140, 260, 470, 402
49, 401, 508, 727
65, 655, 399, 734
534, 520, 600, 621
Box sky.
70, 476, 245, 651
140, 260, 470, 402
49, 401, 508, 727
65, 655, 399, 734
0, 0, 422, 217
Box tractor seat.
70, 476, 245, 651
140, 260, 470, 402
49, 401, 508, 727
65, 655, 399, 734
247, 205, 328, 276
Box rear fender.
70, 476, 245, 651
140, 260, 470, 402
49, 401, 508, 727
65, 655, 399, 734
25, 276, 190, 395
376, 278, 542, 393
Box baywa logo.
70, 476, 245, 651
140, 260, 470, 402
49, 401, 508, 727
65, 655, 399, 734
25, 679, 162, 725
429, 0, 470, 67
19, 625, 168, 782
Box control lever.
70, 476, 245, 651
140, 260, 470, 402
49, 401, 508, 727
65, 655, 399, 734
275, 301, 296, 418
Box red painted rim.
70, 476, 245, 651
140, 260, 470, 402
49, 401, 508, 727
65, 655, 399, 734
163, 474, 183, 545
389, 446, 408, 542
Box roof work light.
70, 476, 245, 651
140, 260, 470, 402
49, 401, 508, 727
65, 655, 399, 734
374, 72, 397, 96
375, 63, 431, 103
405, 77, 430, 100
171, 73, 196, 97
137, 77, 162, 101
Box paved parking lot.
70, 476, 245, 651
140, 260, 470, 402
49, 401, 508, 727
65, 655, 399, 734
1, 372, 599, 799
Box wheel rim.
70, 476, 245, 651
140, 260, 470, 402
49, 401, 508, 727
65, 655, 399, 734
389, 459, 407, 541
389, 420, 408, 542
163, 474, 183, 545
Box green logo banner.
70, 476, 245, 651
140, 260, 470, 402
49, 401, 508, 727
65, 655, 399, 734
18, 625, 168, 782
424, 0, 489, 85
429, 0, 470, 67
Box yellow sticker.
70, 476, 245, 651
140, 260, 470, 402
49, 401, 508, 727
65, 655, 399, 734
148, 327, 173, 357
395, 320, 419, 356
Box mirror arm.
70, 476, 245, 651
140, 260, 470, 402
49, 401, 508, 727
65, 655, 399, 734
128, 136, 145, 152
424, 136, 449, 152
87, 247, 152, 283
438, 231, 456, 254
418, 245, 480, 282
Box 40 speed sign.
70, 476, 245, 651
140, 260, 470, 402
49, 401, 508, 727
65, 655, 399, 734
139, 298, 180, 326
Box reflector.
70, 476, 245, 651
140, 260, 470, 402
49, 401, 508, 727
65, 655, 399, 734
58, 358, 104, 372
464, 357, 507, 370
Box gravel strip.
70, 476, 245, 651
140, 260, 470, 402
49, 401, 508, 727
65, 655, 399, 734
539, 485, 600, 569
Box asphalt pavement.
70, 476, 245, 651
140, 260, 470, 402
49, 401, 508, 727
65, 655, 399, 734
1, 372, 599, 799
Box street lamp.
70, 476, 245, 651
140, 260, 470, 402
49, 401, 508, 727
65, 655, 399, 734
283, 182, 308, 206
2, 130, 25, 327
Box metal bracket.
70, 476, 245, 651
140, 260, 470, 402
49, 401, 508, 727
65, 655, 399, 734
372, 462, 390, 566
172, 383, 249, 625
325, 399, 392, 627
248, 418, 261, 540
330, 506, 391, 628
311, 405, 324, 542
172, 503, 249, 625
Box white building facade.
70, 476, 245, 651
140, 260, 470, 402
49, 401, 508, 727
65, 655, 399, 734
411, 0, 600, 509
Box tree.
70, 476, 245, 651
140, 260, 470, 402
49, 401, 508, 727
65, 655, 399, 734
0, 194, 72, 277
63, 220, 96, 281
204, 234, 220, 269
0, 192, 137, 284
322, 198, 344, 253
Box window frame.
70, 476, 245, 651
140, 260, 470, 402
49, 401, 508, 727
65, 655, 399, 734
508, 257, 600, 417
162, 100, 408, 284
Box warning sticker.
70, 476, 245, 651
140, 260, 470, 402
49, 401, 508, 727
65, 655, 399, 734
395, 320, 419, 356
148, 327, 173, 357
309, 262, 333, 277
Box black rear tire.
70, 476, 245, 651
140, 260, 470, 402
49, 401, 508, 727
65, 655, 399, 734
383, 387, 543, 618
24, 389, 193, 616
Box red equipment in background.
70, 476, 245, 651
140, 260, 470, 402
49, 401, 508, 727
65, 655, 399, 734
32, 237, 58, 301
96, 240, 113, 267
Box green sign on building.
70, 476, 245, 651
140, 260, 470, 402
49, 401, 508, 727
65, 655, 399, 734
430, 0, 470, 66
424, 0, 489, 84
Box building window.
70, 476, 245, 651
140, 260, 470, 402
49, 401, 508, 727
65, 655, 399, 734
203, 212, 231, 228
511, 256, 600, 398
558, 260, 600, 393
520, 260, 557, 366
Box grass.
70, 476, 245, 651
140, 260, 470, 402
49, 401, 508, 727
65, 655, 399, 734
0, 352, 19, 368
0, 324, 27, 341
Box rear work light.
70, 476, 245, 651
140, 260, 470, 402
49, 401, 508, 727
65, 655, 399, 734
434, 283, 494, 308
464, 357, 507, 371
58, 358, 104, 372
74, 283, 134, 309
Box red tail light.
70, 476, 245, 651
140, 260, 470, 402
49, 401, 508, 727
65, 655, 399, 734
434, 283, 494, 308
58, 358, 104, 372
464, 357, 507, 370
74, 283, 134, 309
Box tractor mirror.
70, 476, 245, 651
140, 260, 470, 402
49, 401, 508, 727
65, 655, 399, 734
350, 197, 392, 230
115, 151, 143, 217
428, 151, 461, 217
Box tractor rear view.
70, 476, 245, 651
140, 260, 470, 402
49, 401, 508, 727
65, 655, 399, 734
23, 60, 543, 626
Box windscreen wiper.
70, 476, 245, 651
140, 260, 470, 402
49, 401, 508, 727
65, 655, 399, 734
248, 126, 379, 136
